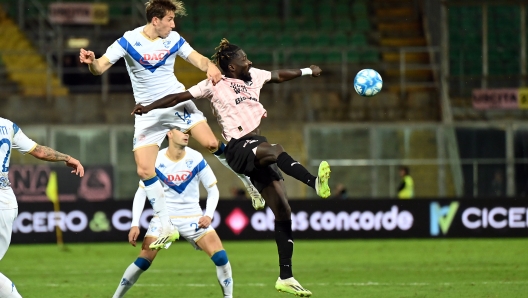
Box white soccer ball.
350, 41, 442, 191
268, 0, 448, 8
353, 69, 383, 97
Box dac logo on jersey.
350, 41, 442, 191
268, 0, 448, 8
163, 170, 192, 185
139, 50, 170, 65
185, 160, 193, 169
430, 201, 459, 236
163, 40, 171, 48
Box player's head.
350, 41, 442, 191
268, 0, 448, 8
145, 0, 186, 38
211, 38, 252, 82
399, 166, 409, 177
166, 126, 189, 148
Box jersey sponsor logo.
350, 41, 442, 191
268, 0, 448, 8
162, 170, 193, 185
230, 82, 248, 94
139, 49, 170, 65
235, 96, 258, 105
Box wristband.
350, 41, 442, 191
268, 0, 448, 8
301, 68, 312, 76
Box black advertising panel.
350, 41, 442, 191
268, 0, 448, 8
10, 199, 528, 244
8, 165, 113, 202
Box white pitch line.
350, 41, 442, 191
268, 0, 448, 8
37, 281, 528, 288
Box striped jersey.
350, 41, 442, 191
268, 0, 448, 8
103, 26, 195, 105
0, 117, 37, 209
140, 147, 217, 217
188, 67, 272, 141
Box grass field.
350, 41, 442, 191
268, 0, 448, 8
3, 239, 528, 297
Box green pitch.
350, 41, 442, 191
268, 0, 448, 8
3, 239, 528, 297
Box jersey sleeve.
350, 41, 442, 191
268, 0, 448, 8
250, 67, 272, 87
198, 161, 219, 219
11, 123, 37, 154
103, 38, 127, 64
187, 79, 213, 99
176, 38, 194, 60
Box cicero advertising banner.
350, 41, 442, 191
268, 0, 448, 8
49, 3, 109, 25
11, 199, 528, 244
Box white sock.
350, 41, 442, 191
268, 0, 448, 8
112, 263, 144, 298
214, 152, 253, 188
143, 179, 170, 230
216, 262, 233, 298
0, 272, 21, 298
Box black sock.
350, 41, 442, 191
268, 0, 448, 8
276, 152, 316, 189
275, 220, 294, 279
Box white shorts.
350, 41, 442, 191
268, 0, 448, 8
133, 101, 206, 150
0, 208, 17, 260
145, 215, 214, 250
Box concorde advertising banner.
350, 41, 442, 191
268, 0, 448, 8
11, 199, 528, 244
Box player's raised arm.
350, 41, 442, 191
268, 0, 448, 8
79, 48, 113, 75
131, 91, 196, 115
187, 51, 222, 85
268, 65, 322, 84
29, 145, 84, 176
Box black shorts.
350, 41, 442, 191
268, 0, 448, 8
225, 135, 284, 192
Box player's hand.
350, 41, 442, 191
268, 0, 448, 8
79, 48, 95, 64
131, 104, 150, 115
198, 216, 212, 229
65, 157, 84, 177
207, 63, 222, 86
310, 65, 322, 77
129, 226, 140, 247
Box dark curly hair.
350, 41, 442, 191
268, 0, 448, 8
210, 38, 242, 73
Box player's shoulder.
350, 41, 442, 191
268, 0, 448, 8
184, 147, 203, 159
122, 26, 143, 39
0, 117, 11, 125
167, 30, 183, 42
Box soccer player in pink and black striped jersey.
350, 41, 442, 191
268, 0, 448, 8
132, 38, 331, 297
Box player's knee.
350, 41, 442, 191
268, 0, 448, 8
211, 250, 229, 266
275, 203, 291, 220
134, 257, 152, 271
204, 139, 220, 153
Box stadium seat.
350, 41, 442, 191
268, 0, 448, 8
336, 18, 354, 32
296, 32, 313, 48
278, 34, 295, 48
332, 32, 349, 47
213, 19, 230, 33
350, 33, 367, 46
244, 3, 261, 16
261, 31, 277, 45
334, 3, 351, 17
320, 16, 335, 31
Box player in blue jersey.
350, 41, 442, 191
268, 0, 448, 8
79, 0, 264, 250
0, 117, 84, 298
112, 125, 232, 298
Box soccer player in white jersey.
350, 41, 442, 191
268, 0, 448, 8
112, 126, 233, 298
131, 38, 332, 297
79, 0, 263, 250
0, 117, 84, 298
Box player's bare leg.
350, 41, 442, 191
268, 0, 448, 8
189, 122, 265, 210
112, 237, 159, 298
196, 231, 233, 298
262, 180, 312, 297
256, 142, 331, 198
134, 146, 179, 249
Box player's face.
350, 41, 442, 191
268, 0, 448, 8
168, 129, 189, 147
232, 50, 252, 82
155, 10, 175, 38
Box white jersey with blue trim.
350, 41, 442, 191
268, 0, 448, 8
103, 26, 195, 105
0, 117, 37, 209
150, 147, 217, 216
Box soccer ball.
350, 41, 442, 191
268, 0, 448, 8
353, 69, 383, 97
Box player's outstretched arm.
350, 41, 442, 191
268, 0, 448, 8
79, 48, 113, 75
187, 51, 222, 85
29, 145, 84, 177
131, 91, 195, 115
269, 65, 322, 84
